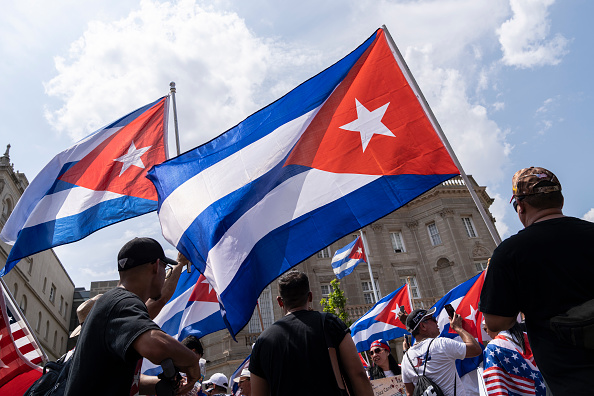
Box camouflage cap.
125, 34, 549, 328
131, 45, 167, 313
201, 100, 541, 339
511, 167, 561, 201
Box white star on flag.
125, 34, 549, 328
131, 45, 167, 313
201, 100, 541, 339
390, 306, 402, 319
356, 247, 363, 254
340, 99, 395, 151
465, 304, 478, 321
113, 142, 151, 176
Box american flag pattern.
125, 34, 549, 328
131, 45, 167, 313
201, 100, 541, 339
0, 281, 43, 387
483, 331, 545, 396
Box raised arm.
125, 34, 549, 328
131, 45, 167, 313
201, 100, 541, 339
450, 313, 482, 358
146, 253, 188, 319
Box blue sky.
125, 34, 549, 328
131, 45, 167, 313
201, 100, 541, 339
1, 0, 592, 288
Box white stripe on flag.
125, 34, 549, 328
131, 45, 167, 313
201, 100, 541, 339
204, 169, 380, 293
160, 108, 319, 247
331, 249, 351, 263
334, 258, 359, 275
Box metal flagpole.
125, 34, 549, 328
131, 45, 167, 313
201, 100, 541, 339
359, 230, 380, 304
169, 82, 191, 273
0, 277, 49, 363
381, 25, 501, 246
169, 82, 181, 157
406, 276, 415, 311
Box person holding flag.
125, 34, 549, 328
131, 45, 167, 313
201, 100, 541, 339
401, 308, 482, 396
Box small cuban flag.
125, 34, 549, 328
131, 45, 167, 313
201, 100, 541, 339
331, 236, 367, 279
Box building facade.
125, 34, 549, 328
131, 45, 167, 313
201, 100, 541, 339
200, 175, 499, 380
0, 145, 75, 361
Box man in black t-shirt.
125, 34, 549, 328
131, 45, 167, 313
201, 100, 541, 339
64, 237, 202, 396
479, 167, 594, 395
249, 270, 373, 396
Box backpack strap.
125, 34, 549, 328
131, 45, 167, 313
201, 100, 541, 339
405, 349, 419, 377
422, 338, 436, 376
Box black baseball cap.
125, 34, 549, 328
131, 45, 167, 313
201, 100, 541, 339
117, 237, 177, 271
406, 307, 436, 332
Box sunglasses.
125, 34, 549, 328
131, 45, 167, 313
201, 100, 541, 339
369, 348, 385, 355
511, 195, 525, 213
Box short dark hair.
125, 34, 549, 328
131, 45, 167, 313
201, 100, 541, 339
181, 335, 203, 355
278, 270, 310, 310
522, 182, 563, 210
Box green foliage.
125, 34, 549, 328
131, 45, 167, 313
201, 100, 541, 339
320, 278, 351, 326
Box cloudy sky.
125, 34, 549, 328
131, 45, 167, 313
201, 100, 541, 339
1, 0, 592, 288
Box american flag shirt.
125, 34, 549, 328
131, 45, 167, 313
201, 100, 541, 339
483, 331, 545, 396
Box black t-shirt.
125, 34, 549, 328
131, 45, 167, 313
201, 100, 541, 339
249, 310, 349, 396
64, 287, 161, 396
479, 217, 594, 394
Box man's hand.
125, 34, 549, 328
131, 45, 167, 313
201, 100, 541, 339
449, 313, 464, 332
449, 313, 482, 358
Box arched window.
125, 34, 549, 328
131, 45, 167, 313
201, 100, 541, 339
53, 331, 57, 350
60, 337, 64, 354
44, 321, 49, 340
1, 196, 14, 219
13, 283, 18, 298
19, 295, 27, 315
36, 312, 42, 333
43, 278, 47, 293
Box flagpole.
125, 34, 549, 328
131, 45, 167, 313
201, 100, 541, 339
169, 82, 181, 157
170, 82, 192, 274
0, 277, 49, 363
381, 26, 501, 246
359, 230, 380, 304
406, 276, 415, 310
256, 300, 265, 332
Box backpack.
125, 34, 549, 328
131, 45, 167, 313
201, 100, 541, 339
405, 338, 446, 396
23, 356, 72, 396
548, 298, 594, 349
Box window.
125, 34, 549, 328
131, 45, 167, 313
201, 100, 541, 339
462, 217, 477, 238
19, 295, 27, 315
59, 296, 64, 315
49, 284, 56, 304
401, 276, 422, 299
13, 283, 18, 298
53, 331, 57, 350
475, 261, 488, 272
390, 232, 406, 253
60, 337, 64, 354
42, 278, 47, 294
248, 286, 274, 333
64, 302, 69, 319
317, 247, 331, 259
36, 312, 42, 333
427, 223, 442, 246
321, 284, 331, 298
44, 321, 49, 340
362, 280, 381, 304
27, 258, 33, 275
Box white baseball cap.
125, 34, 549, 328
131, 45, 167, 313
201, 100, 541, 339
208, 373, 228, 388
233, 368, 250, 383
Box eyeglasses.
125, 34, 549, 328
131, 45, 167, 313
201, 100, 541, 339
511, 195, 525, 213
158, 259, 174, 279
369, 348, 384, 355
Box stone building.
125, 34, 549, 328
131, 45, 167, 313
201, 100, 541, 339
199, 175, 498, 380
0, 145, 75, 361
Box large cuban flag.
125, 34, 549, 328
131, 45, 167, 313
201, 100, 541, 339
350, 283, 412, 353
0, 97, 169, 276
331, 236, 366, 279
147, 28, 460, 336
142, 269, 225, 376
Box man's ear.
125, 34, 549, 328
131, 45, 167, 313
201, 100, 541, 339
308, 291, 313, 302
277, 296, 283, 308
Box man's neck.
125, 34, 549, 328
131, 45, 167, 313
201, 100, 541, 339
524, 208, 564, 227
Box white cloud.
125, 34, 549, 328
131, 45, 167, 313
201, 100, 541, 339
584, 209, 594, 223
488, 191, 511, 238
497, 0, 569, 68
43, 0, 304, 149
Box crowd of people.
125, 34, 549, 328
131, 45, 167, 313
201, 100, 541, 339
24, 166, 592, 396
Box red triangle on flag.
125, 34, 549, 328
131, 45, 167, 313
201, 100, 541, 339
285, 30, 458, 177
373, 284, 411, 330
58, 98, 168, 200
188, 274, 219, 303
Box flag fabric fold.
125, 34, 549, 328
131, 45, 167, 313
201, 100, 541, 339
331, 236, 366, 279
148, 27, 459, 336
350, 283, 412, 353
142, 269, 225, 376
0, 280, 43, 392
0, 97, 169, 275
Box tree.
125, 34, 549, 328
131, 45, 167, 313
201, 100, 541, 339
320, 278, 351, 326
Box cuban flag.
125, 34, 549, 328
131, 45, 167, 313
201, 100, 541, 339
142, 270, 226, 376
331, 236, 366, 279
350, 283, 412, 353
0, 97, 169, 276
147, 28, 460, 336
432, 272, 486, 378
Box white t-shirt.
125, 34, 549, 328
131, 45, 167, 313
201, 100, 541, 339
401, 337, 466, 396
